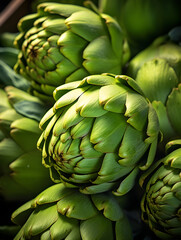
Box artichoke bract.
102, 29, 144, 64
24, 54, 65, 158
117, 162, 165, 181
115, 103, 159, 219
140, 139, 181, 240
37, 73, 160, 195
14, 2, 127, 103
12, 183, 133, 240
0, 86, 52, 201
127, 33, 181, 146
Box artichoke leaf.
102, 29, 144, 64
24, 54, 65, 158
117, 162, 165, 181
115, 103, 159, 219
83, 36, 121, 75
76, 86, 107, 117
113, 167, 140, 196
80, 214, 113, 240
50, 214, 80, 240
91, 192, 124, 221
23, 204, 58, 237
56, 191, 98, 220
167, 84, 181, 136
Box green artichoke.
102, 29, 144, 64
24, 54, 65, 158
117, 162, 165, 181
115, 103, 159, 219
0, 86, 52, 201
37, 73, 160, 195
12, 183, 133, 240
14, 2, 128, 103
140, 139, 181, 239
31, 0, 99, 12
127, 33, 181, 146
99, 0, 181, 53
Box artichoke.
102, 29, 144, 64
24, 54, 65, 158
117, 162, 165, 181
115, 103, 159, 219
0, 86, 52, 201
37, 73, 160, 195
140, 139, 181, 239
99, 0, 181, 53
14, 2, 128, 103
127, 33, 181, 146
12, 183, 133, 240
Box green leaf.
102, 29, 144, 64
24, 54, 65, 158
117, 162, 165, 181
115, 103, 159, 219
85, 74, 116, 86
57, 191, 98, 220
55, 87, 88, 109
11, 199, 34, 225
113, 167, 139, 196
99, 84, 128, 113
50, 214, 80, 240
135, 58, 178, 104
80, 214, 113, 240
83, 36, 121, 75
115, 216, 133, 240
71, 117, 94, 139
125, 92, 148, 131
13, 101, 48, 122
167, 84, 181, 136
91, 112, 127, 153
102, 13, 124, 59
80, 182, 116, 194
91, 193, 124, 221
76, 86, 107, 117
10, 118, 41, 151
0, 60, 30, 90
66, 10, 106, 41
34, 184, 75, 205
23, 204, 58, 237
43, 18, 67, 34
38, 3, 87, 19
118, 125, 148, 166
95, 153, 133, 184
152, 101, 176, 141
58, 30, 87, 66
0, 47, 19, 68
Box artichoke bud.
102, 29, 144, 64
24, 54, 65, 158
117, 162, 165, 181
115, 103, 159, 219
14, 2, 128, 104
11, 183, 133, 240
140, 139, 181, 240
37, 73, 160, 195
0, 86, 52, 201
127, 35, 181, 146
100, 0, 181, 53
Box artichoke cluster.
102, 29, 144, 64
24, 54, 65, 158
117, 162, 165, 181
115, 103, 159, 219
0, 1, 181, 240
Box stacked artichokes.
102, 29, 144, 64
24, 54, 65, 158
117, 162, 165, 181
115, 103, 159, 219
1, 1, 181, 240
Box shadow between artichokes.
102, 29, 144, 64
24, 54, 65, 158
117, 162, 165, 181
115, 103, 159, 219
14, 2, 129, 104
140, 139, 181, 240
37, 73, 160, 196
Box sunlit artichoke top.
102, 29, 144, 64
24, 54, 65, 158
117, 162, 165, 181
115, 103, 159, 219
37, 73, 160, 195
140, 139, 181, 240
14, 2, 128, 103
